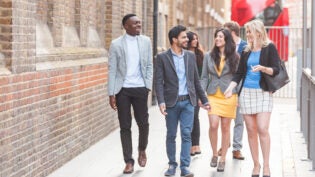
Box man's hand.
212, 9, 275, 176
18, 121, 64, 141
109, 96, 117, 111
159, 104, 167, 116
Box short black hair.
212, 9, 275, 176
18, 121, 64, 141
122, 14, 137, 26
168, 25, 186, 45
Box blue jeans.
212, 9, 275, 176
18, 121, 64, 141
165, 100, 194, 170
233, 106, 244, 151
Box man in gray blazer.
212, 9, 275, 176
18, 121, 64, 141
154, 25, 210, 177
108, 14, 153, 174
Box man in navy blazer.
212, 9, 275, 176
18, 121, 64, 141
154, 25, 210, 177
222, 21, 247, 160
108, 14, 153, 174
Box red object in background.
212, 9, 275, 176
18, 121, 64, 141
231, 0, 275, 26
268, 8, 289, 61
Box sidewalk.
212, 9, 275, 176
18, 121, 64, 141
47, 98, 315, 177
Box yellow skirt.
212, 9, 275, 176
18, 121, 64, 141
208, 88, 238, 119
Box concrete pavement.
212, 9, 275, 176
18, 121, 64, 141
47, 98, 315, 177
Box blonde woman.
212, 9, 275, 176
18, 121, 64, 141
224, 20, 281, 177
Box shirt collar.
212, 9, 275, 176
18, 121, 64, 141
126, 34, 137, 41
170, 48, 184, 58
236, 37, 241, 45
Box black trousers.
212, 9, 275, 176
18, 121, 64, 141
191, 105, 200, 146
116, 87, 149, 164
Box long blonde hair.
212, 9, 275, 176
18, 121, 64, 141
244, 20, 271, 52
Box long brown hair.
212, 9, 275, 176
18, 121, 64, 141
187, 31, 204, 68
210, 28, 239, 73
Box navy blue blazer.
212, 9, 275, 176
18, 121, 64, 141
237, 39, 247, 55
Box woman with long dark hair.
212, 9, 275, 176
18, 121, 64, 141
200, 28, 239, 172
186, 31, 204, 156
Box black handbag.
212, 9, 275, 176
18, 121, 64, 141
263, 60, 290, 93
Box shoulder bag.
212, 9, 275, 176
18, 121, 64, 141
263, 60, 290, 93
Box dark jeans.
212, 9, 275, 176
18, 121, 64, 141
116, 87, 149, 164
191, 105, 200, 146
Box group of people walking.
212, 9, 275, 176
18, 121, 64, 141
108, 13, 281, 177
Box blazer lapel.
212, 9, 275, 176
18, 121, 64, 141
184, 51, 189, 78
166, 49, 176, 72
259, 47, 266, 63
121, 35, 128, 65
209, 56, 220, 77
136, 36, 143, 60
220, 60, 229, 76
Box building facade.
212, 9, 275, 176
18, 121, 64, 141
157, 0, 227, 51
0, 0, 226, 176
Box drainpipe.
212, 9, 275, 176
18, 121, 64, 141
152, 0, 158, 105
312, 0, 315, 74
303, 0, 307, 68
301, 0, 307, 131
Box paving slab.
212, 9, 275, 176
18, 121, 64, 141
47, 98, 315, 177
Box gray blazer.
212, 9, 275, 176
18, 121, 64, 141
200, 52, 238, 94
108, 34, 153, 96
154, 49, 208, 107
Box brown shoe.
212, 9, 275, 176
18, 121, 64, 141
123, 163, 134, 174
233, 150, 245, 160
138, 150, 147, 167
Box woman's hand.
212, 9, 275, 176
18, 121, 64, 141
251, 65, 273, 75
224, 89, 233, 98
224, 81, 237, 98
251, 65, 266, 72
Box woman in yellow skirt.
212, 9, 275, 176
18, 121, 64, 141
200, 28, 240, 172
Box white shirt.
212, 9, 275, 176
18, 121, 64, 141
123, 34, 145, 87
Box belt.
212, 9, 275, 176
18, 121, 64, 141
177, 95, 190, 102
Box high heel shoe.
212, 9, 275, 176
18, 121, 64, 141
251, 165, 261, 177
263, 167, 271, 177
210, 156, 218, 167
217, 161, 225, 172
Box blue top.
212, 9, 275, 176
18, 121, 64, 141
243, 51, 261, 89
171, 49, 188, 96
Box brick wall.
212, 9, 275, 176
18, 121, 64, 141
0, 0, 156, 177
11, 0, 36, 73
1, 0, 113, 177
0, 64, 114, 177
0, 0, 225, 176
0, 0, 13, 68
